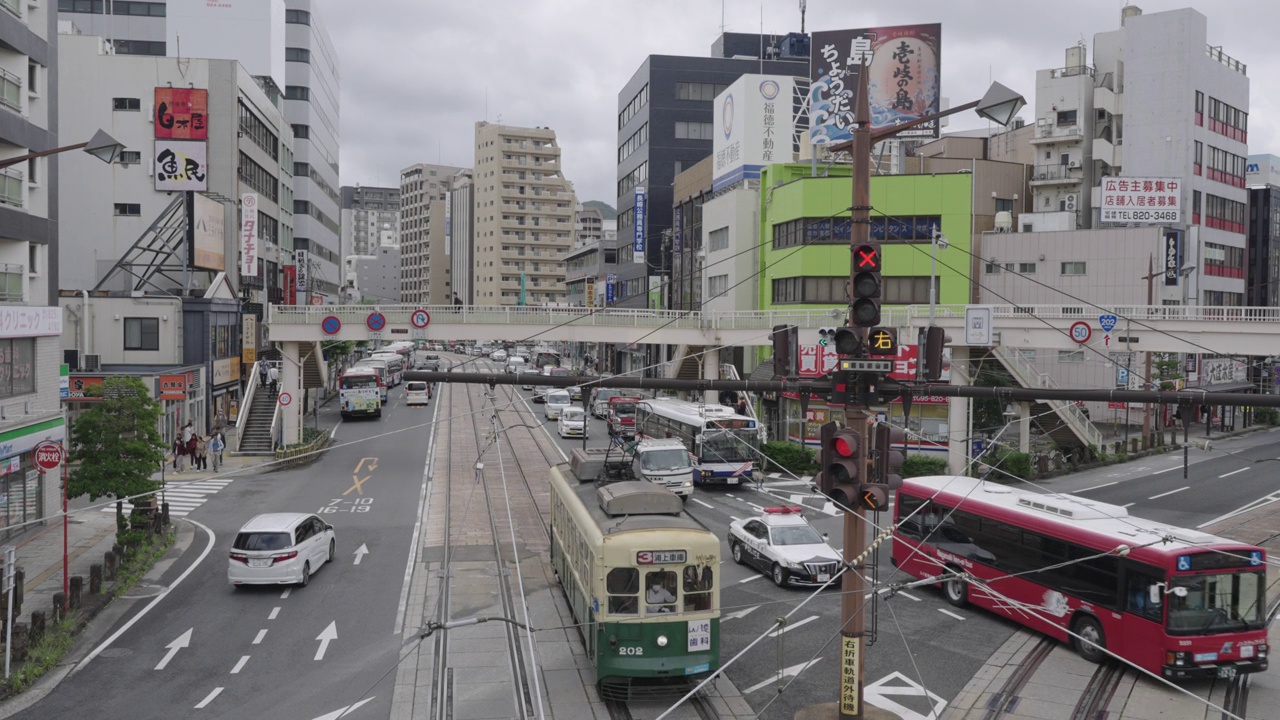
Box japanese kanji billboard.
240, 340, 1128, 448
154, 88, 208, 140
1100, 177, 1181, 225
810, 24, 942, 144
712, 75, 797, 192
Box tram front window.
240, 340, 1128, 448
683, 565, 713, 611
645, 570, 678, 614
607, 568, 639, 615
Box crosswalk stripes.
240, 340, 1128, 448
103, 477, 235, 518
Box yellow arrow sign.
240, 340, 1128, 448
355, 457, 378, 473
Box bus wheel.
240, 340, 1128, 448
1071, 616, 1107, 663
944, 568, 968, 608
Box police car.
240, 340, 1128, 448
727, 506, 842, 587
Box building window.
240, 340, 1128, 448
238, 152, 279, 203
113, 203, 141, 216
617, 83, 649, 129
708, 274, 729, 298
676, 82, 730, 101
285, 8, 311, 24
292, 124, 311, 140
111, 40, 165, 56
1018, 262, 1036, 274
1060, 261, 1086, 276
0, 339, 34, 398
618, 123, 648, 163
239, 100, 280, 160
1058, 349, 1085, 363
124, 317, 160, 351
674, 121, 714, 140
883, 276, 931, 304
285, 47, 311, 64
112, 97, 140, 111
994, 198, 1014, 213
117, 151, 142, 165
284, 86, 310, 102
772, 216, 942, 249
709, 227, 729, 252
1056, 110, 1077, 127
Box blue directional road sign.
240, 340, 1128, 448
1098, 314, 1118, 333
1117, 367, 1130, 386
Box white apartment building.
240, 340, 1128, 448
472, 122, 576, 306
398, 163, 465, 305
340, 184, 399, 259
58, 0, 342, 298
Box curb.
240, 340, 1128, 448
0, 519, 200, 718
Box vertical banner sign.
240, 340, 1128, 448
1164, 229, 1182, 286
242, 315, 257, 366
585, 278, 596, 307
154, 88, 209, 140
59, 364, 69, 400
282, 265, 297, 305
673, 205, 683, 254
632, 186, 646, 263
239, 194, 259, 279
810, 24, 943, 145
444, 190, 453, 256
648, 276, 661, 310
294, 249, 310, 305
840, 635, 861, 714
606, 273, 617, 303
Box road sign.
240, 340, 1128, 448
33, 441, 64, 472
971, 439, 985, 458
366, 312, 386, 332
410, 309, 431, 329
321, 316, 341, 335
278, 392, 292, 407
1116, 367, 1130, 386
964, 306, 993, 346
1098, 314, 1118, 333
1069, 321, 1092, 344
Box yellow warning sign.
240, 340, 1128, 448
840, 635, 860, 715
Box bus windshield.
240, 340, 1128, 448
1167, 571, 1266, 634
341, 375, 378, 389
700, 429, 755, 463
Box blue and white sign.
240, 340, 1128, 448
971, 439, 985, 458
711, 74, 797, 192
606, 273, 617, 303
1116, 367, 1130, 386
1250, 550, 1263, 566
673, 205, 683, 253
632, 187, 646, 263
1098, 314, 1118, 333
1177, 555, 1192, 571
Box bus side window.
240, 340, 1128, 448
1127, 569, 1163, 622
607, 568, 639, 615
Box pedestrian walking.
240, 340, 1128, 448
210, 431, 225, 472
267, 363, 279, 394
172, 437, 183, 472
259, 361, 268, 389
195, 436, 209, 471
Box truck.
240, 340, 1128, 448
630, 438, 695, 500
606, 396, 640, 440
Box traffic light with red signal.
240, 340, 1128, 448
818, 421, 861, 507
851, 244, 882, 328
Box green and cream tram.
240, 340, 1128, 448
549, 464, 721, 701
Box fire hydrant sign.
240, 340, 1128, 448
33, 441, 64, 472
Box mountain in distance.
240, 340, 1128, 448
582, 200, 616, 221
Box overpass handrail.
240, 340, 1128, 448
994, 345, 1103, 447
236, 360, 261, 452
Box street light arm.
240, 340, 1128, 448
0, 141, 89, 170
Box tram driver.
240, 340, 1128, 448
645, 572, 677, 614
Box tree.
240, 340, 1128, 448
68, 376, 165, 502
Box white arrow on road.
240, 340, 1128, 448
154, 628, 192, 670
743, 658, 821, 694
315, 621, 338, 661
864, 671, 946, 720
722, 605, 760, 621
353, 543, 369, 565
310, 697, 374, 720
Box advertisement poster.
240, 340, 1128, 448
154, 87, 208, 140
154, 140, 208, 191
239, 194, 259, 279
633, 187, 646, 262
282, 265, 296, 306
810, 24, 942, 144
189, 192, 225, 271
1100, 178, 1182, 225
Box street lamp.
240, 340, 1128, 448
828, 63, 1025, 720
0, 129, 126, 170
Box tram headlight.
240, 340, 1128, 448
656, 635, 669, 647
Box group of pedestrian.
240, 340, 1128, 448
171, 420, 227, 473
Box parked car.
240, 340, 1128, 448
558, 407, 588, 438
405, 381, 431, 407
228, 513, 335, 588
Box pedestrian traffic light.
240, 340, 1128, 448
872, 423, 906, 490
851, 244, 882, 328
867, 327, 897, 357
819, 422, 862, 507
920, 326, 949, 381
771, 324, 799, 379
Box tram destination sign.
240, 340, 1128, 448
636, 550, 687, 565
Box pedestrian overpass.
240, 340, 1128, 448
265, 303, 1280, 457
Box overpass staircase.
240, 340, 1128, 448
984, 345, 1104, 450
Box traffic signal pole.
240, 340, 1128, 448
837, 56, 875, 720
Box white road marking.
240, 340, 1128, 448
230, 656, 249, 674
692, 498, 714, 509
1152, 466, 1179, 474
315, 621, 338, 660
1123, 502, 1136, 508
725, 494, 737, 499
1080, 481, 1119, 492
898, 591, 922, 602
937, 609, 966, 621
396, 398, 438, 635
76, 520, 216, 673
722, 605, 760, 621
743, 659, 822, 694
768, 615, 818, 636
746, 502, 765, 511
153, 628, 192, 670
737, 574, 764, 584
281, 588, 291, 599
268, 607, 280, 620
309, 697, 375, 720
252, 629, 267, 645
1219, 468, 1250, 478
194, 687, 223, 709
1196, 490, 1280, 529
729, 515, 741, 522
1149, 486, 1189, 500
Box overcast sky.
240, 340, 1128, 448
316, 0, 1278, 205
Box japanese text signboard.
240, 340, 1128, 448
712, 75, 798, 191
154, 88, 208, 140
1100, 177, 1181, 225
154, 140, 208, 192
810, 24, 942, 144
239, 194, 259, 279
1164, 229, 1182, 286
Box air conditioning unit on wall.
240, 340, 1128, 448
1065, 195, 1078, 211
83, 354, 101, 372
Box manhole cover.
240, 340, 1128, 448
98, 648, 132, 658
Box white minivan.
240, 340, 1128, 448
228, 513, 336, 588
543, 389, 571, 420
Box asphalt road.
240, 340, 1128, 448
15, 384, 439, 720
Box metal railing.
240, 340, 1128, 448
1047, 65, 1094, 79
1207, 45, 1246, 76
1033, 124, 1084, 141
1031, 164, 1081, 182
0, 168, 22, 208
0, 67, 21, 112
236, 360, 263, 452
0, 263, 22, 302
993, 345, 1103, 448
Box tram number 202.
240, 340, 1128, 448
617, 646, 644, 656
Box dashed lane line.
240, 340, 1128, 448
194, 687, 223, 709
252, 629, 267, 645
1149, 486, 1189, 500
938, 609, 966, 621
230, 656, 249, 674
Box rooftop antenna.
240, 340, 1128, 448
720, 0, 725, 35
800, 0, 807, 34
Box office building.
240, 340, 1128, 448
58, 0, 343, 298
448, 171, 474, 305
398, 163, 465, 305
614, 32, 809, 308
340, 184, 399, 258
472, 121, 576, 306
344, 245, 400, 304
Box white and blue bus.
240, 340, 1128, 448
635, 398, 761, 485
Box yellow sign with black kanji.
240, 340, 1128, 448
868, 327, 897, 356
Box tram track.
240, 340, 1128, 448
981, 636, 1056, 720
1069, 661, 1124, 720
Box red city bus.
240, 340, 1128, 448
892, 476, 1269, 680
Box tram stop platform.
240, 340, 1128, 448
942, 502, 1280, 720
